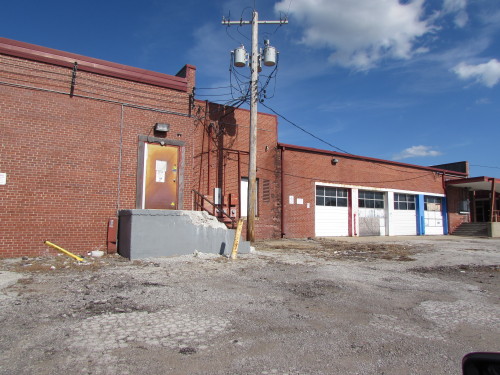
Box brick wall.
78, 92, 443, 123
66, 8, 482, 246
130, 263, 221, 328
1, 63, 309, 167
192, 100, 281, 240
281, 146, 453, 238
446, 186, 470, 233
0, 51, 195, 257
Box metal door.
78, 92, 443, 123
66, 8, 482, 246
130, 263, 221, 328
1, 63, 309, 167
143, 143, 179, 209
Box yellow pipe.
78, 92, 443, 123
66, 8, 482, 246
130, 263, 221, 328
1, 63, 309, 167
44, 241, 84, 262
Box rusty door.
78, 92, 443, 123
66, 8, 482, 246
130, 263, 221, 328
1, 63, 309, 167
143, 143, 179, 209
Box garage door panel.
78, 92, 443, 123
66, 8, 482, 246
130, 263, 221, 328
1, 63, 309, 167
315, 206, 349, 236
359, 208, 385, 236
392, 211, 417, 235
425, 210, 444, 235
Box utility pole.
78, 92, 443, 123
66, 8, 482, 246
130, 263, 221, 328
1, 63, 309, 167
222, 10, 287, 242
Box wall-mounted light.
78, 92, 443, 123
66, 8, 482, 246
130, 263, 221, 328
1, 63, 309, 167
154, 123, 170, 132
331, 158, 339, 165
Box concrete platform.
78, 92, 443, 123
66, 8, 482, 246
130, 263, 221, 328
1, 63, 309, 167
118, 210, 250, 259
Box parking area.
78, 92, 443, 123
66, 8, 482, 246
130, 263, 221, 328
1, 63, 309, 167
0, 236, 499, 374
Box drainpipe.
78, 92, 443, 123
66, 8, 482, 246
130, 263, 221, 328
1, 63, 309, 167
441, 173, 450, 235
237, 150, 241, 219
206, 110, 211, 194
281, 146, 285, 238
117, 105, 124, 214
490, 178, 496, 222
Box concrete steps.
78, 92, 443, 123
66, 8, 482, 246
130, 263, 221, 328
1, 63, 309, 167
451, 222, 488, 237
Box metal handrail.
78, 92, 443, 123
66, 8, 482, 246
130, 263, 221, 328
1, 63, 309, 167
192, 189, 236, 228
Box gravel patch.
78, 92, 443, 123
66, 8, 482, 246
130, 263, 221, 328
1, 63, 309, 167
0, 236, 498, 374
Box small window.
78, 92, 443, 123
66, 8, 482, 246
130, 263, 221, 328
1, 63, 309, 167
359, 190, 384, 209
425, 196, 442, 211
394, 193, 415, 210
316, 186, 348, 207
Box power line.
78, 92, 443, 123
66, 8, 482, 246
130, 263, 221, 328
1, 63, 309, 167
470, 164, 500, 170
259, 102, 351, 154
195, 85, 233, 90
261, 102, 445, 176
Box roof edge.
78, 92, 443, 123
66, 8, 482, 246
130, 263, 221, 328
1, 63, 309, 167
278, 143, 468, 177
0, 37, 192, 92
446, 176, 500, 185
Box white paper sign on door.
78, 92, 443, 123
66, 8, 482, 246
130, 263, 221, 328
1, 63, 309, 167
155, 160, 167, 183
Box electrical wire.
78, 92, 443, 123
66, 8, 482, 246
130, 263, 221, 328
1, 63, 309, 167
259, 102, 350, 154
470, 164, 500, 170
1, 58, 190, 108
79, 74, 188, 104
76, 82, 188, 108
260, 102, 445, 176
195, 92, 235, 97
0, 68, 69, 87
195, 85, 233, 90
0, 58, 70, 78
225, 25, 243, 46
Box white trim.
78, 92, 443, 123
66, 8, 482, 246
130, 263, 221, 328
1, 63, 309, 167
351, 188, 359, 236
387, 192, 395, 236
314, 181, 444, 197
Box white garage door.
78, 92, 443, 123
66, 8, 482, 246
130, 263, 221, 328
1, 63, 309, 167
315, 186, 349, 236
358, 190, 386, 236
425, 196, 444, 235
392, 193, 417, 236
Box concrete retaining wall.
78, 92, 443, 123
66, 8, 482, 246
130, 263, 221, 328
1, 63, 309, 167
118, 210, 250, 259
487, 222, 500, 238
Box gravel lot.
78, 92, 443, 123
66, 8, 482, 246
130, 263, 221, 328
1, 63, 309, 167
0, 236, 499, 375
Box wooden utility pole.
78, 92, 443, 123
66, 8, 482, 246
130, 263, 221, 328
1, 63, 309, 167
222, 10, 287, 242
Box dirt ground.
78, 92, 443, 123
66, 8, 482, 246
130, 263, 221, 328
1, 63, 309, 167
0, 236, 499, 375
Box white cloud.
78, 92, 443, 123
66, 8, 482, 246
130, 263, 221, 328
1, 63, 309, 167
475, 97, 491, 105
274, 0, 434, 71
443, 0, 469, 27
393, 145, 442, 160
452, 59, 500, 87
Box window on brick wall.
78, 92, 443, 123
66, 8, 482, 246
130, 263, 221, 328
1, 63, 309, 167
359, 190, 385, 209
316, 186, 348, 207
394, 193, 416, 210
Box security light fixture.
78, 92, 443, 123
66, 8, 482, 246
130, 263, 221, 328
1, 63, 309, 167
331, 158, 339, 165
154, 123, 170, 132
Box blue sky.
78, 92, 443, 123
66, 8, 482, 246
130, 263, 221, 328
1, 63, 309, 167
2, 0, 499, 178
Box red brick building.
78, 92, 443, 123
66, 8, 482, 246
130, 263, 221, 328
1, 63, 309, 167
279, 144, 470, 238
0, 38, 196, 257
192, 100, 281, 240
1, 38, 497, 258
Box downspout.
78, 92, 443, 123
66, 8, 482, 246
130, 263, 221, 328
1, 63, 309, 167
281, 146, 285, 238
207, 126, 211, 195
206, 105, 211, 195
237, 151, 241, 218
117, 104, 124, 213
196, 101, 208, 195
490, 178, 496, 222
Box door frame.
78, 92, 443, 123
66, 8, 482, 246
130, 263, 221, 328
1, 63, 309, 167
136, 135, 185, 209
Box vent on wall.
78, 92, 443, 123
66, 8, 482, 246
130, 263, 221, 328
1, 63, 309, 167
263, 179, 270, 202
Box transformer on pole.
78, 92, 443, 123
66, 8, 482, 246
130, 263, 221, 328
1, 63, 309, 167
222, 10, 287, 242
